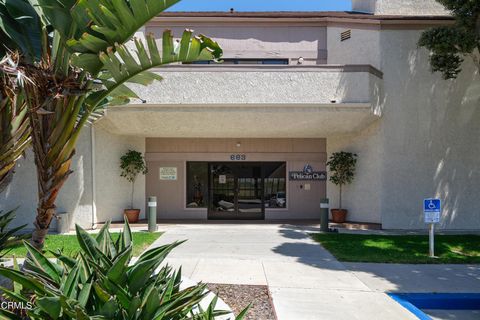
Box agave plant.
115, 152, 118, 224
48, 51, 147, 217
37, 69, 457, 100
0, 221, 249, 319
0, 0, 222, 249
0, 208, 29, 257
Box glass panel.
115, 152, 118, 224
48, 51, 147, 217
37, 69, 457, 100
237, 165, 263, 216
264, 163, 287, 208
210, 164, 236, 213
186, 162, 208, 208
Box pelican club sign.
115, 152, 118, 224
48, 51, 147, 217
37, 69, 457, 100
289, 164, 327, 181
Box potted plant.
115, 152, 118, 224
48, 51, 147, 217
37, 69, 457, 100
120, 150, 148, 223
326, 151, 358, 223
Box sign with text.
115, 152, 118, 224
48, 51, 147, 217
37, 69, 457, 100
289, 164, 327, 181
219, 175, 227, 184
424, 198, 441, 223
159, 167, 177, 180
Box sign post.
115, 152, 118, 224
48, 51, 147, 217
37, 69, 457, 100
424, 198, 441, 258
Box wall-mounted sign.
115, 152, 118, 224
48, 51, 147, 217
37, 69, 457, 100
289, 164, 327, 181
159, 167, 177, 180
230, 154, 246, 161
219, 175, 227, 184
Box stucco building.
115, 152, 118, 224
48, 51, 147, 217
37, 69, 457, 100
1, 0, 479, 230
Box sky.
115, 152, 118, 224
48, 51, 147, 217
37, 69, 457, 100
168, 0, 352, 12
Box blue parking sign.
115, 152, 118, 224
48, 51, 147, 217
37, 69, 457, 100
424, 199, 441, 223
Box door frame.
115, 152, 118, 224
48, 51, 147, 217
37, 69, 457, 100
208, 162, 265, 220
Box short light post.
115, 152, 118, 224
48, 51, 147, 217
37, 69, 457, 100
320, 198, 330, 232
148, 196, 157, 233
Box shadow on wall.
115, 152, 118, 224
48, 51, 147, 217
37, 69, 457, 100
54, 153, 92, 230
0, 150, 37, 229
430, 70, 480, 229
0, 149, 91, 230
380, 29, 480, 229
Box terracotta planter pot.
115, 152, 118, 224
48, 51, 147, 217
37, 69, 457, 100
124, 209, 140, 223
331, 209, 348, 223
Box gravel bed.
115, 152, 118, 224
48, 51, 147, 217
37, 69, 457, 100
207, 283, 277, 320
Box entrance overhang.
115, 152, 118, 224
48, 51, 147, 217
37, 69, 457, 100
96, 65, 383, 137
97, 102, 379, 137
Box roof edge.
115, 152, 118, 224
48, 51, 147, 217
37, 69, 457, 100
158, 11, 453, 21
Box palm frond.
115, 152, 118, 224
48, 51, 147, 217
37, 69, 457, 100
67, 0, 181, 74
81, 30, 222, 121
0, 53, 31, 193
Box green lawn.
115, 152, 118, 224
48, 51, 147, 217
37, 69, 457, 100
5, 232, 162, 258
311, 233, 480, 264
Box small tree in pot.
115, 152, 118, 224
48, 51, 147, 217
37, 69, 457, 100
120, 150, 148, 223
326, 151, 358, 223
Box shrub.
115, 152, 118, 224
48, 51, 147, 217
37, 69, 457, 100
0, 220, 249, 319
0, 209, 29, 258
120, 150, 148, 209
326, 152, 358, 209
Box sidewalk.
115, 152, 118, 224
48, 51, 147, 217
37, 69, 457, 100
147, 223, 436, 320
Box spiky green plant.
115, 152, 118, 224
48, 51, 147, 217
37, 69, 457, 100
0, 220, 249, 319
0, 208, 29, 258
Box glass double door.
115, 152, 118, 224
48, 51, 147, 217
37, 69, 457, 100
208, 163, 264, 220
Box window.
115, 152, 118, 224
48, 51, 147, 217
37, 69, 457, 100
186, 162, 208, 208
184, 58, 289, 65
264, 162, 287, 208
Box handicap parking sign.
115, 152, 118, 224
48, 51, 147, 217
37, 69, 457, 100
424, 199, 441, 223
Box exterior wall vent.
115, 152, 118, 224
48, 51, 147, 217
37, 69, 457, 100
341, 30, 351, 42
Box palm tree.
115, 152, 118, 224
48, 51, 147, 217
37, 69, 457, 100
0, 54, 31, 193
0, 0, 222, 249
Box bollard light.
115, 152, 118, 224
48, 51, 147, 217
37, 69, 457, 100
148, 196, 157, 233
320, 198, 330, 232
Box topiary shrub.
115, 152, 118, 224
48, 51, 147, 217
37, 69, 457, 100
120, 150, 148, 209
326, 152, 358, 210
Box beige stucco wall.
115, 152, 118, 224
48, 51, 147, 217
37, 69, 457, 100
0, 124, 148, 230
127, 69, 375, 105
0, 128, 94, 230
327, 26, 381, 70
326, 122, 383, 224
352, 0, 449, 15
326, 23, 480, 229
145, 139, 326, 220
94, 125, 146, 223
378, 30, 479, 229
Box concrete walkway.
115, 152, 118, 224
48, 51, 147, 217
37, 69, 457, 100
147, 223, 479, 320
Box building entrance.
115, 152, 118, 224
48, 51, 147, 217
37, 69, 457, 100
208, 162, 286, 220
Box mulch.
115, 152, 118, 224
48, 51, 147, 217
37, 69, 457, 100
207, 283, 277, 320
